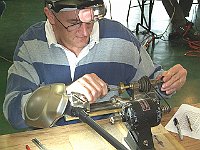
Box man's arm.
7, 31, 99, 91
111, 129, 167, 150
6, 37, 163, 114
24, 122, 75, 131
3, 37, 40, 129
132, 46, 187, 96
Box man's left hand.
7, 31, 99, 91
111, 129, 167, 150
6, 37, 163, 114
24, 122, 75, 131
157, 64, 187, 94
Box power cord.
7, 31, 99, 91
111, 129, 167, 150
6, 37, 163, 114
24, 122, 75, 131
184, 39, 200, 57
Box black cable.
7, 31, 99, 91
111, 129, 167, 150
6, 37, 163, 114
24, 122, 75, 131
75, 108, 128, 150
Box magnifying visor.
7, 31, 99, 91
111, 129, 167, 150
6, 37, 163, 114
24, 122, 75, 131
46, 0, 106, 23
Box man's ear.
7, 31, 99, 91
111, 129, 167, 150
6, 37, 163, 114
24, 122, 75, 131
44, 7, 55, 24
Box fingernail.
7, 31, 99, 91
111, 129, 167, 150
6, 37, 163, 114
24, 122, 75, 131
162, 83, 166, 88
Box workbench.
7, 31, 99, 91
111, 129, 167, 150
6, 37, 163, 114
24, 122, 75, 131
0, 103, 199, 150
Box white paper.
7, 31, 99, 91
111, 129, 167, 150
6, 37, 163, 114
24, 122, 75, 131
165, 104, 200, 140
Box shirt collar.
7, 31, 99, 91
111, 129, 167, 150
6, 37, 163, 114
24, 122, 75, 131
45, 19, 99, 48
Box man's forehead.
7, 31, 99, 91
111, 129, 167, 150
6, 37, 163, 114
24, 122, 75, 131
59, 9, 78, 19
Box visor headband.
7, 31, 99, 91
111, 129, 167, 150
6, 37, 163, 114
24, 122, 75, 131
46, 0, 104, 13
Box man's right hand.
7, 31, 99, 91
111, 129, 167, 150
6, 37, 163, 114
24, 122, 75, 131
66, 73, 108, 103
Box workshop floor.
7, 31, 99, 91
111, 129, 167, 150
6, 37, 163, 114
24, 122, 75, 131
0, 0, 199, 135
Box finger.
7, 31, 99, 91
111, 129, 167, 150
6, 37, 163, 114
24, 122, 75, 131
83, 73, 108, 97
162, 64, 186, 87
162, 80, 179, 91
177, 76, 186, 90
162, 71, 175, 82
166, 64, 187, 80
162, 76, 185, 93
163, 67, 187, 89
67, 80, 94, 102
92, 76, 108, 97
162, 73, 179, 89
160, 64, 187, 93
77, 73, 107, 102
156, 73, 165, 80
165, 88, 176, 95
78, 76, 101, 102
165, 77, 185, 94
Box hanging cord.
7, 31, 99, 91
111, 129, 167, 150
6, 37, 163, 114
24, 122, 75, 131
0, 55, 13, 63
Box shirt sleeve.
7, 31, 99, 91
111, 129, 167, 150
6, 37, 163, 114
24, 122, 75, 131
3, 36, 40, 129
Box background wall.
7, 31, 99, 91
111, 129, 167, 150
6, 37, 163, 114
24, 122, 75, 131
0, 0, 45, 134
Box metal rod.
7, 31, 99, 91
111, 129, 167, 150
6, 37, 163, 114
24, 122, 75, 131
76, 108, 128, 150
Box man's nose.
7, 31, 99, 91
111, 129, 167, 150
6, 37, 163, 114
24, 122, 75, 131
78, 23, 90, 36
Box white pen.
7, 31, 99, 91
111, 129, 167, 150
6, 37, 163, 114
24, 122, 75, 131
173, 117, 183, 140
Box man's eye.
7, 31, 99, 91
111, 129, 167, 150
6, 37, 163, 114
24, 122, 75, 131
69, 21, 77, 24
71, 21, 81, 25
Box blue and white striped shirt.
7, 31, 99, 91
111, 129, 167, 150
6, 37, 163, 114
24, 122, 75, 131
3, 18, 163, 129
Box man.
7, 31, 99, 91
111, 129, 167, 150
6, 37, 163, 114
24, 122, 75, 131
3, 0, 187, 129
162, 0, 200, 41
